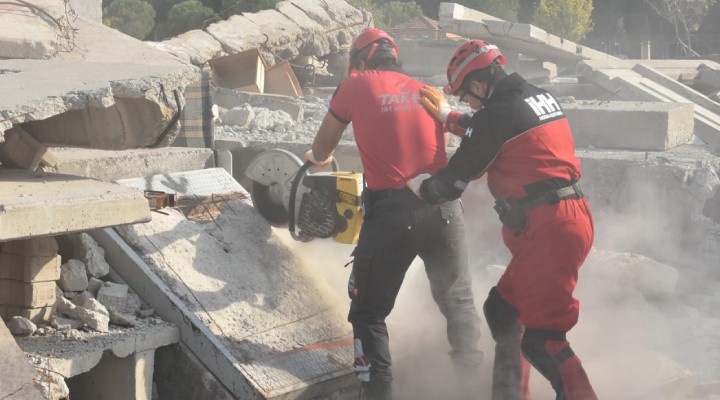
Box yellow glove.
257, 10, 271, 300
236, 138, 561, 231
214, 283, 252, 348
420, 86, 452, 124
304, 150, 333, 168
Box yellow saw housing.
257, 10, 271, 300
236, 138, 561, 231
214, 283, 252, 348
299, 171, 364, 244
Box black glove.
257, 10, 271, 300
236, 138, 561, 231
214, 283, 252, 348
419, 168, 466, 205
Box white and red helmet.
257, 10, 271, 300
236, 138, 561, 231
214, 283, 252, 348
445, 40, 506, 95
350, 28, 399, 64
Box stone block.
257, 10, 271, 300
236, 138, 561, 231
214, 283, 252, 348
1, 237, 59, 257
58, 259, 89, 292
97, 282, 129, 312
0, 305, 53, 323
0, 253, 61, 282
0, 280, 56, 308
7, 316, 36, 336
563, 101, 694, 151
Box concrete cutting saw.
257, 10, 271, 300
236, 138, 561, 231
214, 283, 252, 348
245, 149, 364, 244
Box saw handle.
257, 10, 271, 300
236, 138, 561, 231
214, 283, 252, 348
288, 161, 314, 241
288, 158, 341, 241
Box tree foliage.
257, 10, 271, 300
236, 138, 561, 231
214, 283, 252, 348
221, 0, 281, 15
643, 0, 717, 56
103, 0, 156, 40
156, 0, 216, 39
376, 1, 425, 29
534, 0, 594, 42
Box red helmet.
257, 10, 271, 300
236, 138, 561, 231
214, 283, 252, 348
445, 40, 506, 95
350, 28, 399, 62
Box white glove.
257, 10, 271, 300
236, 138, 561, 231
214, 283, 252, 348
406, 173, 431, 199
420, 86, 452, 124
304, 149, 333, 168
353, 339, 371, 382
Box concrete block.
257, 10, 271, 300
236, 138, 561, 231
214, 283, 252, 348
49, 147, 215, 182
7, 316, 36, 336
0, 126, 57, 169
87, 277, 104, 296
72, 292, 109, 316
0, 253, 61, 282
56, 296, 109, 332
1, 237, 59, 256
0, 280, 56, 308
58, 259, 89, 292
52, 315, 83, 330
97, 282, 129, 312
0, 305, 53, 324
563, 101, 694, 151
68, 233, 110, 278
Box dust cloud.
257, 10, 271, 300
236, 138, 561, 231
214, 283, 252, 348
279, 164, 720, 400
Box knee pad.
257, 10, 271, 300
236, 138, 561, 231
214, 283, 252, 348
521, 329, 572, 391
483, 287, 520, 341
521, 329, 598, 400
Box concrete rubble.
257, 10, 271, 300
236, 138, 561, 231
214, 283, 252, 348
1, 0, 720, 399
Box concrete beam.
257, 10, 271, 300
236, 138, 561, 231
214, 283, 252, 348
0, 169, 150, 241
437, 2, 618, 69
48, 147, 215, 182
578, 60, 720, 151
16, 319, 178, 378
563, 101, 694, 151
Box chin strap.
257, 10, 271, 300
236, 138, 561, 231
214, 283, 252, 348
464, 62, 499, 106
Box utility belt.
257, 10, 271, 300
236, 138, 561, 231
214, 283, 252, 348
493, 181, 584, 234
362, 187, 423, 218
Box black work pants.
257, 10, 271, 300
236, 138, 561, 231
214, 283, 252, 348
347, 193, 482, 391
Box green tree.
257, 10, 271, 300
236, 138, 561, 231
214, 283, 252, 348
156, 0, 216, 39
376, 1, 424, 29
148, 0, 183, 21
103, 0, 157, 40
644, 0, 717, 56
534, 0, 594, 42
463, 0, 519, 21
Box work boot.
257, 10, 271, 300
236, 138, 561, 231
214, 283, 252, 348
359, 378, 392, 400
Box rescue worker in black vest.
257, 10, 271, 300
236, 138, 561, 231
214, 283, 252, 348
408, 40, 598, 400
306, 29, 484, 400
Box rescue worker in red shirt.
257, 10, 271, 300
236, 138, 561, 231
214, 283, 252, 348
306, 28, 484, 400
409, 40, 598, 400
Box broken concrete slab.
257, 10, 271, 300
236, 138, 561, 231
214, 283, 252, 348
0, 59, 199, 149
0, 169, 150, 241
1, 1, 202, 149
150, 30, 226, 66
563, 100, 694, 151
0, 320, 45, 399
97, 167, 356, 399
577, 60, 720, 150
437, 2, 618, 69
156, 0, 366, 67
0, 2, 60, 59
